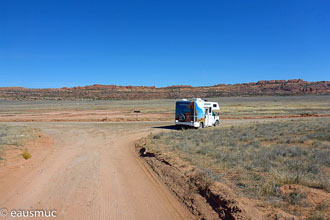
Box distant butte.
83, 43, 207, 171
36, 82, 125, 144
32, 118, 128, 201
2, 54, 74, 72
0, 79, 329, 100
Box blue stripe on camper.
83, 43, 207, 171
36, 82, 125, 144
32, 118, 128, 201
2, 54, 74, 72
194, 102, 204, 119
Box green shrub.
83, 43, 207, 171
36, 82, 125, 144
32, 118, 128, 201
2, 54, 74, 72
22, 150, 32, 160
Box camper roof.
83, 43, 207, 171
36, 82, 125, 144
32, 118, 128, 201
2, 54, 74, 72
191, 98, 204, 102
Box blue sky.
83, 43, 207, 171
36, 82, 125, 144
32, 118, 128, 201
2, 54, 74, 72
1, 0, 329, 88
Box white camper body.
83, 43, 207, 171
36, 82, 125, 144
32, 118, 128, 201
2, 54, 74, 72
175, 98, 220, 128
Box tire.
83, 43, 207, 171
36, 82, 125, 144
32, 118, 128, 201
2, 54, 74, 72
214, 120, 219, 127
199, 122, 204, 128
178, 114, 186, 122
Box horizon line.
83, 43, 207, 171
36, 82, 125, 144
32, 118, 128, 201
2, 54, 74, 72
1, 78, 329, 90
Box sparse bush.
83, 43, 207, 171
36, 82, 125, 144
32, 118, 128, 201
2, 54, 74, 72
315, 201, 328, 212
22, 150, 32, 160
282, 189, 306, 205
153, 134, 161, 139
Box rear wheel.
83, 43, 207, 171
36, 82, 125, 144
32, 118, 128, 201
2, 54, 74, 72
214, 120, 219, 127
178, 114, 186, 122
199, 122, 204, 128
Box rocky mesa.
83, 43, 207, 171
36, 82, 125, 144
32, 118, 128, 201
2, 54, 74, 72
0, 79, 329, 100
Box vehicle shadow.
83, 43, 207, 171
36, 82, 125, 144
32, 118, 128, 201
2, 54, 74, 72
152, 125, 197, 130
152, 125, 178, 130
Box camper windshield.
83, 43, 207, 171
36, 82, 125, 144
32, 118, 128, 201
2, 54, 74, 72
175, 102, 194, 118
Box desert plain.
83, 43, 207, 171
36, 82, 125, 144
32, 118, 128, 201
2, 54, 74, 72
0, 95, 329, 220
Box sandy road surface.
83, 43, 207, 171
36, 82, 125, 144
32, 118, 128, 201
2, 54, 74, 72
0, 122, 195, 220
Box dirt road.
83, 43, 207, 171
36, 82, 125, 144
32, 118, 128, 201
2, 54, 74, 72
0, 122, 195, 220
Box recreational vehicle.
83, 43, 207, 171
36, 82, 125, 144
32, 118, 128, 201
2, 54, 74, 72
175, 98, 220, 128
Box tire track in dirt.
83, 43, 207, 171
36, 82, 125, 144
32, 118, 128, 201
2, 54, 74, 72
0, 122, 195, 220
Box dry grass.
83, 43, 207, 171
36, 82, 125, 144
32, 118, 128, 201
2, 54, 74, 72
146, 118, 330, 217
0, 124, 38, 160
0, 95, 329, 119
210, 96, 330, 118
